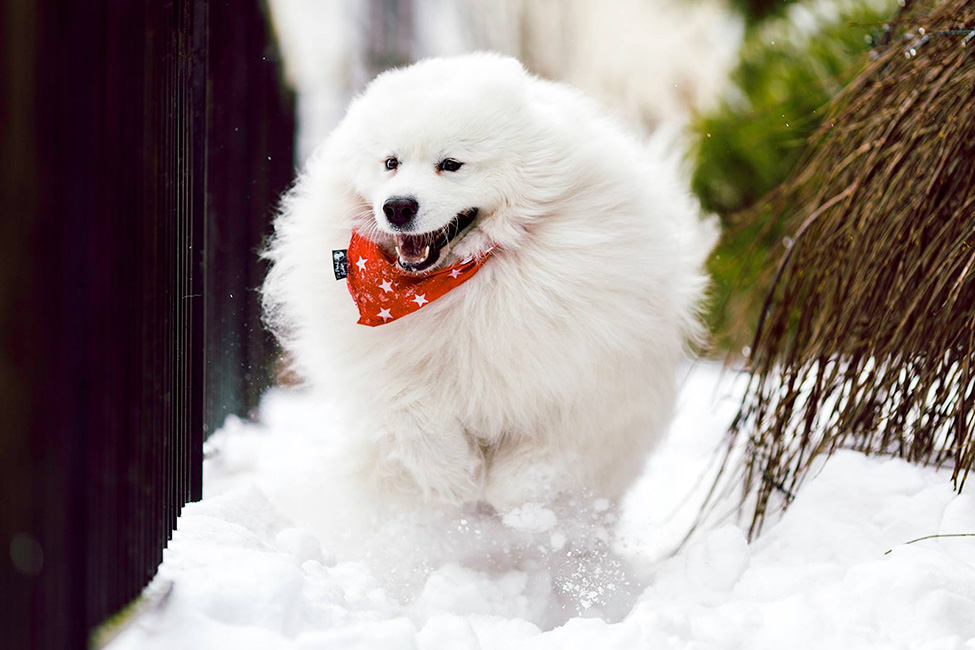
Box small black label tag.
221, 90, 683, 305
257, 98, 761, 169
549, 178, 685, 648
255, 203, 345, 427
332, 249, 349, 280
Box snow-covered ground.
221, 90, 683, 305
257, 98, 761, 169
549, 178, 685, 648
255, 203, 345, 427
111, 363, 975, 649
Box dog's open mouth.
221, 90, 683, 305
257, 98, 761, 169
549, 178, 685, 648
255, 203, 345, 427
395, 208, 479, 273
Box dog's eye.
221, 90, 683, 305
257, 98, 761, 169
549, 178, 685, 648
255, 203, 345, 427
384, 157, 399, 171
437, 159, 464, 173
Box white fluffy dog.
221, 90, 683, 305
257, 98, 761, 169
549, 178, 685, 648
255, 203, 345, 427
263, 53, 714, 517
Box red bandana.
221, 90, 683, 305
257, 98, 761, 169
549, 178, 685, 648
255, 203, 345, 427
341, 231, 496, 327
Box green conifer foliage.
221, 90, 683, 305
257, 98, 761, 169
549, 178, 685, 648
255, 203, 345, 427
692, 0, 897, 352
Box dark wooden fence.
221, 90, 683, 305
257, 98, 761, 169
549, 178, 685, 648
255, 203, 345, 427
0, 1, 295, 648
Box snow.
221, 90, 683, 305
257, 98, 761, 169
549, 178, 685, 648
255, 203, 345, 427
501, 504, 558, 534
110, 363, 975, 649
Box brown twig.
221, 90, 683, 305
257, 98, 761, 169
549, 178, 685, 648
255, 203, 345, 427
883, 533, 975, 555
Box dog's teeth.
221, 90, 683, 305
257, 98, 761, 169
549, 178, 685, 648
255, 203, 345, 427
396, 245, 431, 264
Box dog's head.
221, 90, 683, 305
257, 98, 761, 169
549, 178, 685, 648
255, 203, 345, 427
330, 54, 543, 273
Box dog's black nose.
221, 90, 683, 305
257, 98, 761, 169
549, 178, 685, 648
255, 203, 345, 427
383, 197, 419, 228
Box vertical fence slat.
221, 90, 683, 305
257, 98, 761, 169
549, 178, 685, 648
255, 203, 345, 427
204, 0, 295, 439
0, 1, 294, 647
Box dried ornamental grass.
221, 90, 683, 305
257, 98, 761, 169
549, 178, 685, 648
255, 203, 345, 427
725, 0, 975, 537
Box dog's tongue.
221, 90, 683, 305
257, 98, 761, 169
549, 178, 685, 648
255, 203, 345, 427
395, 233, 433, 265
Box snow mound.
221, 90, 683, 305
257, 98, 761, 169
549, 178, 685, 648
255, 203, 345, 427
111, 364, 975, 649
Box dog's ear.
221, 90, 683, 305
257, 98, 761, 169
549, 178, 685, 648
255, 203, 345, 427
466, 53, 530, 104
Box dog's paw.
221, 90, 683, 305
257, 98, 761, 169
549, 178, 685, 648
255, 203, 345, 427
371, 431, 484, 506
418, 463, 482, 505
483, 446, 566, 514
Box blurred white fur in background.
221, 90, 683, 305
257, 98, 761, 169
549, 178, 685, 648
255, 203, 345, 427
268, 0, 744, 161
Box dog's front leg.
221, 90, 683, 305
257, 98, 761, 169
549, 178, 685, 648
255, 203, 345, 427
368, 417, 484, 506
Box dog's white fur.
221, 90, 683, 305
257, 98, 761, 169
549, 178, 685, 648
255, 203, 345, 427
263, 54, 714, 514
